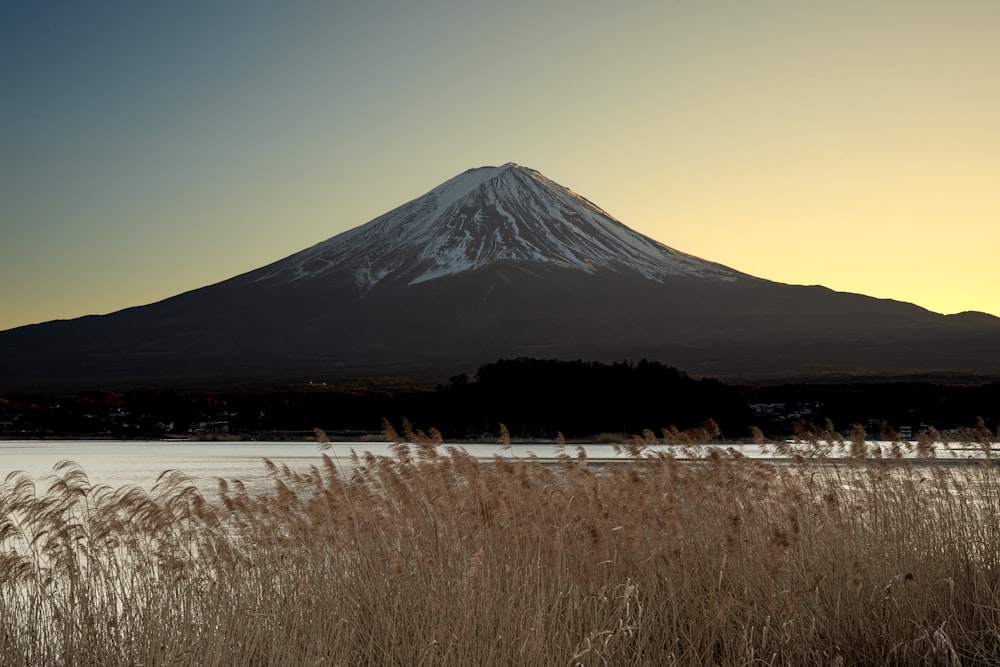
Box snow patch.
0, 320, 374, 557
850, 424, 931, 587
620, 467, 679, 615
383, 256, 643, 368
255, 163, 743, 290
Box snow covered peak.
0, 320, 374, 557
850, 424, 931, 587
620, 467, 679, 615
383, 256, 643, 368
259, 163, 743, 291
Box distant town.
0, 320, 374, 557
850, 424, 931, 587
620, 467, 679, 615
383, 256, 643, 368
2, 359, 997, 442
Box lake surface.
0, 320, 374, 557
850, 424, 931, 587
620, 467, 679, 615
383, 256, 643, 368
1, 439, 992, 497
0, 440, 632, 495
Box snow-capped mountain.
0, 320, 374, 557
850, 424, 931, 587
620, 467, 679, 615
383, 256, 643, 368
257, 163, 740, 291
2, 163, 1000, 391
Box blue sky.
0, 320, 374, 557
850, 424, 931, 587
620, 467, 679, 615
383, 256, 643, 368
3, 1, 1000, 329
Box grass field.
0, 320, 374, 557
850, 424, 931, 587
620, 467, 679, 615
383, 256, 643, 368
1, 421, 998, 665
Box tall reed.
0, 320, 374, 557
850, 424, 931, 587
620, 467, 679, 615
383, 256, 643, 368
0, 423, 998, 665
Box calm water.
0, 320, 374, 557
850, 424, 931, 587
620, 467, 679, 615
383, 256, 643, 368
0, 439, 990, 497
0, 440, 629, 495
0, 440, 335, 494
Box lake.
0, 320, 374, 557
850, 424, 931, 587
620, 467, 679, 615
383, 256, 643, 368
1, 439, 991, 497
0, 439, 632, 496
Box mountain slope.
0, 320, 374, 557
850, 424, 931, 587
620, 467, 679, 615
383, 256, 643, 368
254, 163, 741, 291
2, 163, 1000, 391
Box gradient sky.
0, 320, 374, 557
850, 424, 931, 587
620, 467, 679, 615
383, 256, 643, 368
3, 1, 999, 331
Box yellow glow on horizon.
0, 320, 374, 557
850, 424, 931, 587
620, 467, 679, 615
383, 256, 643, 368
2, 1, 1000, 329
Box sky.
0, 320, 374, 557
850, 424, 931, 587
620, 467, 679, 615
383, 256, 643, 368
3, 1, 1000, 331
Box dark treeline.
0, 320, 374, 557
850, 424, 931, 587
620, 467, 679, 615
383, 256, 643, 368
427, 358, 749, 438
1, 357, 998, 440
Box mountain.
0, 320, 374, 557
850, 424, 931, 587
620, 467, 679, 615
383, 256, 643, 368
260, 164, 742, 289
2, 162, 1000, 391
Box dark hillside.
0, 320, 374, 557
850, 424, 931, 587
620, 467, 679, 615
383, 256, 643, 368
4, 359, 998, 441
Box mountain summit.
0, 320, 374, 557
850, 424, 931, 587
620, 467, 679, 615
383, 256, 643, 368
257, 162, 740, 292
2, 163, 1000, 390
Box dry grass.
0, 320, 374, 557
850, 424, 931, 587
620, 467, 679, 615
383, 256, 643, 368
1, 422, 999, 666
